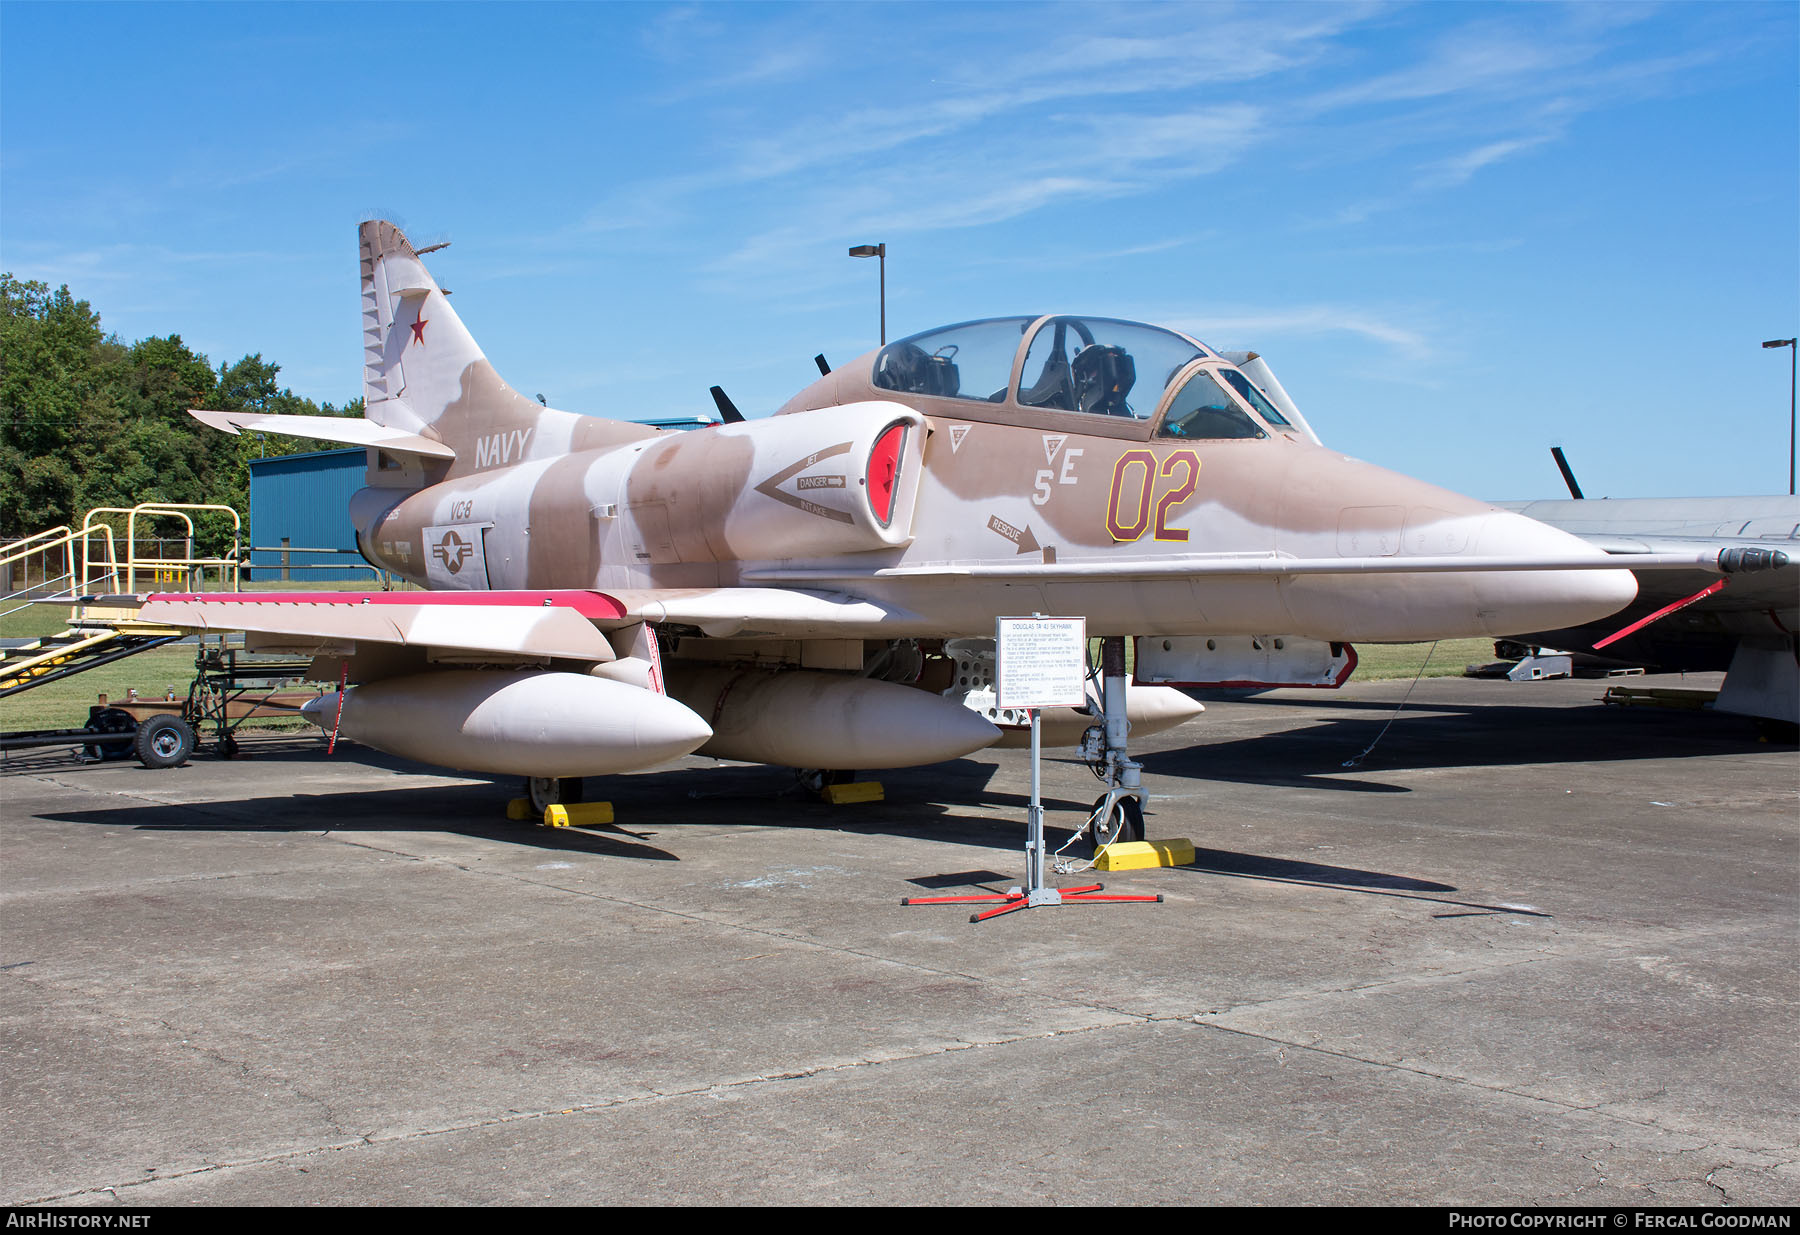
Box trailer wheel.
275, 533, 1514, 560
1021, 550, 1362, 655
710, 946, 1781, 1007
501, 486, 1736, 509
135, 714, 195, 769
82, 708, 137, 762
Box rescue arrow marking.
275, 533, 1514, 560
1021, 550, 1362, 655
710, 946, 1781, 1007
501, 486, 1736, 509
986, 514, 1041, 555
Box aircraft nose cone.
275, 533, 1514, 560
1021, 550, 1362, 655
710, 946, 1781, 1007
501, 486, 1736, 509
1472, 511, 1637, 637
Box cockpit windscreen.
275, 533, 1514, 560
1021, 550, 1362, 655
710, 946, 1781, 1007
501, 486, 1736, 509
1158, 370, 1266, 440
1218, 367, 1291, 427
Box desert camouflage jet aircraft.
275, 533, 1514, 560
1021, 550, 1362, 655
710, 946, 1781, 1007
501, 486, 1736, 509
139, 220, 1765, 844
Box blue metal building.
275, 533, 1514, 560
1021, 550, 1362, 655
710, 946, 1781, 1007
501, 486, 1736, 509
247, 449, 371, 583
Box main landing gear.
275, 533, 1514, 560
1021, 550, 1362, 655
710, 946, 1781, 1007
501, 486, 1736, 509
1078, 636, 1147, 857
524, 776, 584, 816
796, 768, 856, 799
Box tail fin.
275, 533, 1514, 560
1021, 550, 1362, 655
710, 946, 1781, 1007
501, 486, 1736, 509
359, 220, 652, 475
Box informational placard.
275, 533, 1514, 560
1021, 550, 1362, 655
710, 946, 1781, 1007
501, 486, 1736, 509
995, 616, 1088, 710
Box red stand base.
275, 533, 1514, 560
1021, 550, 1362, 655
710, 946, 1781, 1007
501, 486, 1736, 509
902, 882, 1162, 923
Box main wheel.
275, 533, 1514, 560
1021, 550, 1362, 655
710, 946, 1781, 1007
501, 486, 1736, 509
1087, 793, 1145, 856
798, 769, 856, 799
134, 714, 196, 769
525, 776, 584, 816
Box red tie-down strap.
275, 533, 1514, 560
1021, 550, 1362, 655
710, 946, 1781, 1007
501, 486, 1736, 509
327, 659, 348, 754
1593, 578, 1728, 651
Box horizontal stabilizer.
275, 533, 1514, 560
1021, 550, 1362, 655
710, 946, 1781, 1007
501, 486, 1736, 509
188, 410, 457, 459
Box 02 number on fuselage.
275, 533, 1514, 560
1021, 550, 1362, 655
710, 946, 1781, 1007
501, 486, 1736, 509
1106, 449, 1200, 542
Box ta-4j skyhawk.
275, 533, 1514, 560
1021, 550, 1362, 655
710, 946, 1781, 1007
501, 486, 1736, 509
145, 221, 1769, 844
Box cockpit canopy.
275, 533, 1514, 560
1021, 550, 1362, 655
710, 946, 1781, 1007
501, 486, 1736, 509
874, 315, 1205, 417
868, 314, 1294, 440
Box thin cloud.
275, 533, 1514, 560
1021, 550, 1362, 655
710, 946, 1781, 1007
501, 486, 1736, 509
1413, 132, 1557, 190
9, 242, 304, 285
583, 4, 1352, 228
1166, 306, 1433, 360
706, 103, 1265, 280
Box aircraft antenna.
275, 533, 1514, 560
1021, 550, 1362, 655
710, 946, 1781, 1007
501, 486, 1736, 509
709, 386, 746, 424
1550, 446, 1585, 500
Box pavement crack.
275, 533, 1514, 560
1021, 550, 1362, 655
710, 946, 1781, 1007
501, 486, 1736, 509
322, 834, 1043, 996
23, 1017, 1141, 1204
1185, 919, 1778, 1024
1184, 1018, 1743, 1152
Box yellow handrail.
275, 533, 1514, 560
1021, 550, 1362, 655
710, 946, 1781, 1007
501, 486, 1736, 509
0, 525, 72, 572
6, 503, 248, 604
133, 503, 241, 593
80, 503, 242, 593
0, 525, 83, 601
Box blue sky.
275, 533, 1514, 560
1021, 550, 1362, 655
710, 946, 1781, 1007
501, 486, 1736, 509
3, 1, 1795, 499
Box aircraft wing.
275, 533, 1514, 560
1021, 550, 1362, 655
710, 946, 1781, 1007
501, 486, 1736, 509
743, 547, 1772, 583
1581, 535, 1796, 612
136, 541, 1780, 661
133, 586, 925, 655
1494, 497, 1800, 622
138, 590, 621, 661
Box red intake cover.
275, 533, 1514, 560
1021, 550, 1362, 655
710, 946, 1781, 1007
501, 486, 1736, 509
867, 423, 906, 526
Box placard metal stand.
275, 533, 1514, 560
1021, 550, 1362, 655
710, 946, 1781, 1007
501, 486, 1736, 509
902, 616, 1161, 923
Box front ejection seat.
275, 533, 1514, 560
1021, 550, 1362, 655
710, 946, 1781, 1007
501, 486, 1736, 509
1073, 343, 1136, 416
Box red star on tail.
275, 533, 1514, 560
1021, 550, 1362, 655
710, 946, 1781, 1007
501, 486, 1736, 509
410, 315, 429, 345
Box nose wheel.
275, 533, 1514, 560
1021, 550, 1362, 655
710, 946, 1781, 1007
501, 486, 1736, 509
1087, 792, 1145, 855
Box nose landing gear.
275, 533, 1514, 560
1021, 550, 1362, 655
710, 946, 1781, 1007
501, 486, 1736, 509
1080, 636, 1147, 858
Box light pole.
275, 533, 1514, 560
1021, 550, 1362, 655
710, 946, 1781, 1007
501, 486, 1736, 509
848, 243, 886, 345
1764, 338, 1797, 495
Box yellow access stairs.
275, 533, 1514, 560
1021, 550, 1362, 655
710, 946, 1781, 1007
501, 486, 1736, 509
1, 503, 240, 700
0, 618, 186, 699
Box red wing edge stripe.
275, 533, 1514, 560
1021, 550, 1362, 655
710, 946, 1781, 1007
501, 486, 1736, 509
147, 590, 629, 620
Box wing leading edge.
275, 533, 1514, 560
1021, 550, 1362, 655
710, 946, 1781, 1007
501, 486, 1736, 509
135, 586, 924, 657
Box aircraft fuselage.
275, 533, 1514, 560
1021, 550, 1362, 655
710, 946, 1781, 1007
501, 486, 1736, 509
354, 344, 1633, 645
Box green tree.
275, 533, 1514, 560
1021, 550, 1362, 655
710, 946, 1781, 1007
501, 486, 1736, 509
1, 272, 361, 561
0, 276, 107, 533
